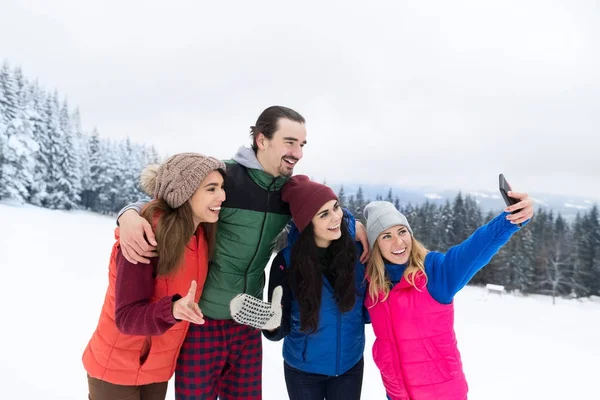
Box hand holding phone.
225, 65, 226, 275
499, 173, 522, 227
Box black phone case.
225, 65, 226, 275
499, 173, 522, 227
499, 174, 519, 207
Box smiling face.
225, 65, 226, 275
256, 118, 307, 177
311, 199, 344, 248
376, 224, 412, 264
188, 170, 226, 226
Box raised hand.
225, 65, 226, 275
504, 191, 535, 225
172, 281, 204, 325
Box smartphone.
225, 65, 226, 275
499, 173, 522, 227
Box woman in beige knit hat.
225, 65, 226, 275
82, 152, 226, 400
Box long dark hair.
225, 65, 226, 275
288, 217, 358, 333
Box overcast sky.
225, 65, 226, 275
2, 0, 599, 199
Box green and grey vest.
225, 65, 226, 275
199, 161, 291, 319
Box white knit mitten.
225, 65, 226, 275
229, 286, 283, 330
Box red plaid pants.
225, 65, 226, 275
175, 318, 262, 399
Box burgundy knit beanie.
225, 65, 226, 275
281, 175, 338, 232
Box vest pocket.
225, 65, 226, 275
423, 338, 455, 381
430, 335, 463, 379
140, 337, 152, 367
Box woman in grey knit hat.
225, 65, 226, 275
363, 188, 534, 400
83, 152, 226, 400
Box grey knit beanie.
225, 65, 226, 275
364, 201, 413, 250
140, 152, 226, 208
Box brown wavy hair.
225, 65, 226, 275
141, 200, 218, 277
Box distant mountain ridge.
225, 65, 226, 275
327, 182, 598, 220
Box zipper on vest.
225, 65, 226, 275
243, 177, 278, 293
335, 311, 341, 376
302, 335, 309, 362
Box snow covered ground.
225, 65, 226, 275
1, 202, 598, 399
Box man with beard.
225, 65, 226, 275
116, 105, 369, 399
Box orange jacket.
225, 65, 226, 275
82, 226, 208, 385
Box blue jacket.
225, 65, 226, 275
264, 210, 369, 376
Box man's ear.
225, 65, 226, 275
256, 132, 267, 151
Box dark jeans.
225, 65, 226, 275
284, 357, 364, 400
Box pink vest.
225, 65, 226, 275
366, 272, 468, 400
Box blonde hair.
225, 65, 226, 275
366, 236, 429, 305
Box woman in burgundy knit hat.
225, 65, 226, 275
230, 175, 369, 400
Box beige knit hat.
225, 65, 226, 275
140, 152, 226, 208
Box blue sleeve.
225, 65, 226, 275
116, 199, 150, 226
425, 212, 526, 304
343, 208, 356, 240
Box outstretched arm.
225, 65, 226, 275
426, 211, 529, 304
116, 200, 147, 225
